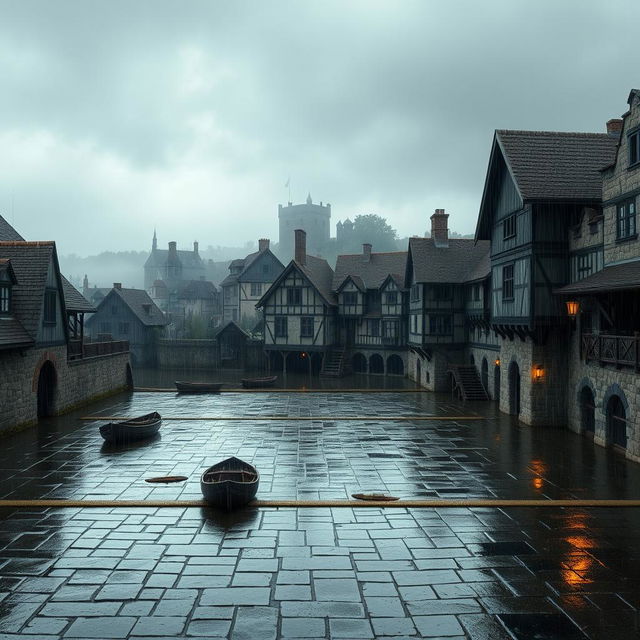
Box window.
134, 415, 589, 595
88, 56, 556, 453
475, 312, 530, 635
370, 319, 380, 337
44, 289, 57, 324
287, 287, 302, 305
503, 214, 517, 239
429, 314, 452, 335
385, 291, 398, 305
0, 285, 10, 313
629, 129, 640, 166
274, 316, 287, 337
251, 283, 261, 296
577, 253, 592, 279
118, 322, 130, 335
300, 316, 314, 337
616, 199, 636, 240
383, 320, 397, 338
343, 291, 357, 306
224, 287, 231, 303
410, 284, 420, 301
473, 284, 480, 301
431, 285, 452, 301
502, 264, 514, 301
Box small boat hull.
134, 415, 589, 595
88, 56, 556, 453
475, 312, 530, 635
201, 457, 259, 510
99, 412, 162, 444
241, 375, 278, 389
175, 381, 224, 393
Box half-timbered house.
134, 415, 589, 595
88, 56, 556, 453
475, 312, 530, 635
256, 230, 336, 374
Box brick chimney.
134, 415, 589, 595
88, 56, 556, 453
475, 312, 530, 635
430, 209, 449, 248
193, 241, 199, 255
259, 238, 270, 252
294, 229, 306, 265
113, 282, 122, 289
606, 118, 623, 138
362, 243, 372, 262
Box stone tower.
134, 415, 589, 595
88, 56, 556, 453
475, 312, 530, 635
278, 194, 331, 261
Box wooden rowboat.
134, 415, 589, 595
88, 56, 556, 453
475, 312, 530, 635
201, 457, 259, 510
175, 381, 224, 393
99, 412, 161, 444
240, 375, 278, 389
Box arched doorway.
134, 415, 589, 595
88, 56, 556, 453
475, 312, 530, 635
494, 364, 501, 404
508, 361, 520, 416
37, 361, 57, 418
353, 353, 367, 373
481, 357, 488, 393
416, 359, 421, 385
369, 354, 384, 374
606, 395, 627, 449
387, 354, 404, 376
579, 386, 595, 435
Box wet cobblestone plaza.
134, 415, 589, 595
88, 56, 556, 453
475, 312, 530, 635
2, 388, 640, 639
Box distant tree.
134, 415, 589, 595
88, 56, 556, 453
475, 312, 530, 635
341, 214, 399, 253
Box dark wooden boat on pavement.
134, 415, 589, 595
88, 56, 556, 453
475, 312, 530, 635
241, 375, 278, 389
99, 412, 162, 444
175, 381, 224, 393
201, 457, 259, 510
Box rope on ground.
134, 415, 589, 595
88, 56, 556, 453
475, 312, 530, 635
1, 499, 639, 509
80, 415, 484, 421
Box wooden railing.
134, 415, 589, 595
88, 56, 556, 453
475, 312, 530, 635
68, 340, 129, 361
581, 333, 640, 370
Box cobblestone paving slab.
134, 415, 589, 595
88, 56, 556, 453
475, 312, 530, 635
1, 391, 640, 638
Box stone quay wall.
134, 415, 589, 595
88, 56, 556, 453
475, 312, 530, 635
0, 345, 130, 436
157, 339, 267, 370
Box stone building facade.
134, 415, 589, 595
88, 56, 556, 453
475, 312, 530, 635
278, 195, 331, 261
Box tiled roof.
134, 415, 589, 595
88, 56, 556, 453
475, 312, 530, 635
556, 260, 640, 295
0, 216, 24, 241
177, 280, 218, 299
109, 287, 168, 326
61, 276, 95, 312
0, 316, 33, 349
298, 255, 336, 306
212, 320, 251, 340
496, 130, 618, 200
0, 242, 57, 339
144, 248, 204, 269
409, 238, 491, 284
333, 251, 407, 291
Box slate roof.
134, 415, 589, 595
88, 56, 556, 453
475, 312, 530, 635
556, 260, 640, 295
61, 276, 95, 312
0, 242, 59, 341
101, 287, 168, 326
144, 248, 204, 269
333, 251, 407, 291
177, 280, 218, 299
0, 216, 25, 241
220, 248, 282, 287
408, 238, 491, 284
0, 316, 33, 349
298, 255, 336, 306
496, 130, 618, 200
212, 320, 251, 340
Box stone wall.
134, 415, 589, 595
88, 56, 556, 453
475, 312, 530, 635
157, 339, 267, 370
567, 327, 640, 462
0, 345, 130, 436
348, 348, 408, 376
407, 348, 464, 391
468, 345, 501, 400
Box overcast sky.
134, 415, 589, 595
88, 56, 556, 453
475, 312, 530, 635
1, 0, 638, 255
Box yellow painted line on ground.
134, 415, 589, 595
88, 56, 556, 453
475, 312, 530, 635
80, 415, 484, 422
0, 499, 639, 509
134, 388, 429, 393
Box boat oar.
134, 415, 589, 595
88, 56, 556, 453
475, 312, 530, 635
352, 493, 399, 501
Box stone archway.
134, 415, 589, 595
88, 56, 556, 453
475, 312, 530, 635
386, 354, 404, 376
579, 385, 595, 435
508, 360, 520, 416
606, 394, 627, 449
352, 353, 367, 373
37, 360, 57, 418
369, 354, 384, 375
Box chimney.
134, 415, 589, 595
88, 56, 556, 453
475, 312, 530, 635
142, 303, 151, 315
362, 243, 372, 262
168, 241, 177, 253
113, 282, 122, 289
258, 238, 270, 252
193, 241, 199, 255
294, 229, 307, 265
606, 118, 623, 137
430, 209, 449, 248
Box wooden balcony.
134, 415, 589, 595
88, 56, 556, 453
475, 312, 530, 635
581, 333, 640, 371
68, 339, 129, 361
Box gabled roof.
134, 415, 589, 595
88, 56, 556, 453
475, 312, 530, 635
144, 247, 205, 269
212, 320, 251, 340
0, 316, 33, 349
257, 255, 337, 308
336, 274, 365, 293
0, 241, 65, 339
96, 287, 168, 326
220, 248, 283, 287
177, 279, 218, 299
61, 276, 95, 313
0, 216, 25, 241
408, 238, 490, 284
333, 251, 407, 291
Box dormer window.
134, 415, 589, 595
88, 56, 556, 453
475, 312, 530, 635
0, 284, 10, 314
503, 214, 517, 240
629, 128, 640, 167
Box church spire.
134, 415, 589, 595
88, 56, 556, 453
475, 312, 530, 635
306, 192, 312, 205
152, 228, 157, 251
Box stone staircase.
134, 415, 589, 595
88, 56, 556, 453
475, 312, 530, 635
447, 364, 489, 401
320, 349, 348, 377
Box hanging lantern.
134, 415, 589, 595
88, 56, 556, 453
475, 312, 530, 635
566, 300, 580, 318
494, 358, 501, 366
533, 365, 544, 382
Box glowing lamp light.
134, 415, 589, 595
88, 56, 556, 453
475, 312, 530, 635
494, 358, 501, 366
566, 300, 580, 318
533, 365, 544, 382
